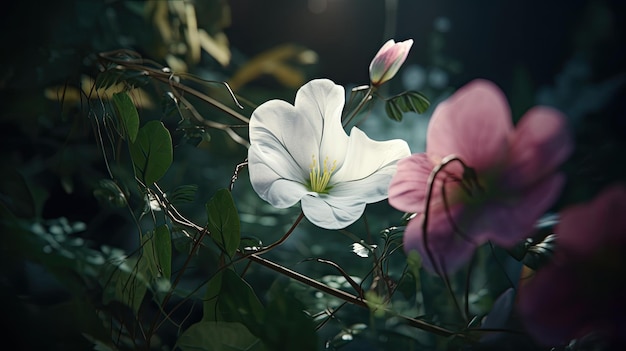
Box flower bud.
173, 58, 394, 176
369, 39, 413, 87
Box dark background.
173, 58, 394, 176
226, 0, 624, 90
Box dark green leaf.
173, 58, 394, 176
0, 168, 36, 218
168, 184, 198, 205
206, 189, 240, 258
153, 225, 172, 279
112, 92, 140, 142
263, 279, 318, 351
129, 120, 173, 185
202, 269, 265, 336
176, 321, 266, 351
220, 269, 265, 330
385, 91, 431, 121
102, 257, 148, 314
203, 270, 224, 322
142, 225, 172, 280
403, 91, 430, 114
385, 100, 404, 121
93, 179, 127, 208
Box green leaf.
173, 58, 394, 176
263, 280, 318, 351
112, 92, 139, 142
385, 91, 431, 121
102, 257, 148, 314
93, 179, 127, 208
220, 269, 265, 329
168, 184, 198, 206
142, 225, 172, 280
176, 321, 266, 351
154, 225, 172, 279
203, 270, 224, 322
206, 189, 241, 258
402, 91, 430, 114
384, 99, 404, 122
129, 120, 173, 185
202, 269, 265, 336
141, 235, 157, 280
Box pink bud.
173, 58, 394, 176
369, 39, 414, 87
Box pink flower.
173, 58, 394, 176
388, 79, 573, 273
518, 185, 626, 347
369, 39, 413, 87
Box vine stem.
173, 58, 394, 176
246, 253, 471, 340
145, 226, 210, 346
421, 155, 473, 321
97, 50, 249, 124
252, 211, 305, 255
157, 202, 471, 341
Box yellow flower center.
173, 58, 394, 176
308, 155, 337, 194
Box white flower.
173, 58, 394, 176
248, 79, 411, 229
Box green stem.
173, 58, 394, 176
343, 86, 374, 128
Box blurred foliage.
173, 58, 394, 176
0, 0, 624, 350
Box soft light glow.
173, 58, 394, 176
308, 0, 327, 14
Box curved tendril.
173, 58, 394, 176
252, 211, 305, 255
229, 158, 249, 191
422, 154, 468, 277
307, 258, 365, 298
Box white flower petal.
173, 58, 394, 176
329, 172, 395, 204
263, 180, 311, 209
248, 141, 308, 185
333, 127, 410, 183
249, 79, 347, 173
301, 194, 367, 230
302, 80, 350, 166
247, 154, 309, 208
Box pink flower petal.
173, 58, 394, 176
369, 39, 413, 86
426, 79, 513, 171
403, 202, 476, 273
388, 154, 435, 213
466, 173, 566, 248
518, 184, 626, 347
504, 106, 573, 189
518, 264, 589, 346
557, 185, 626, 257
